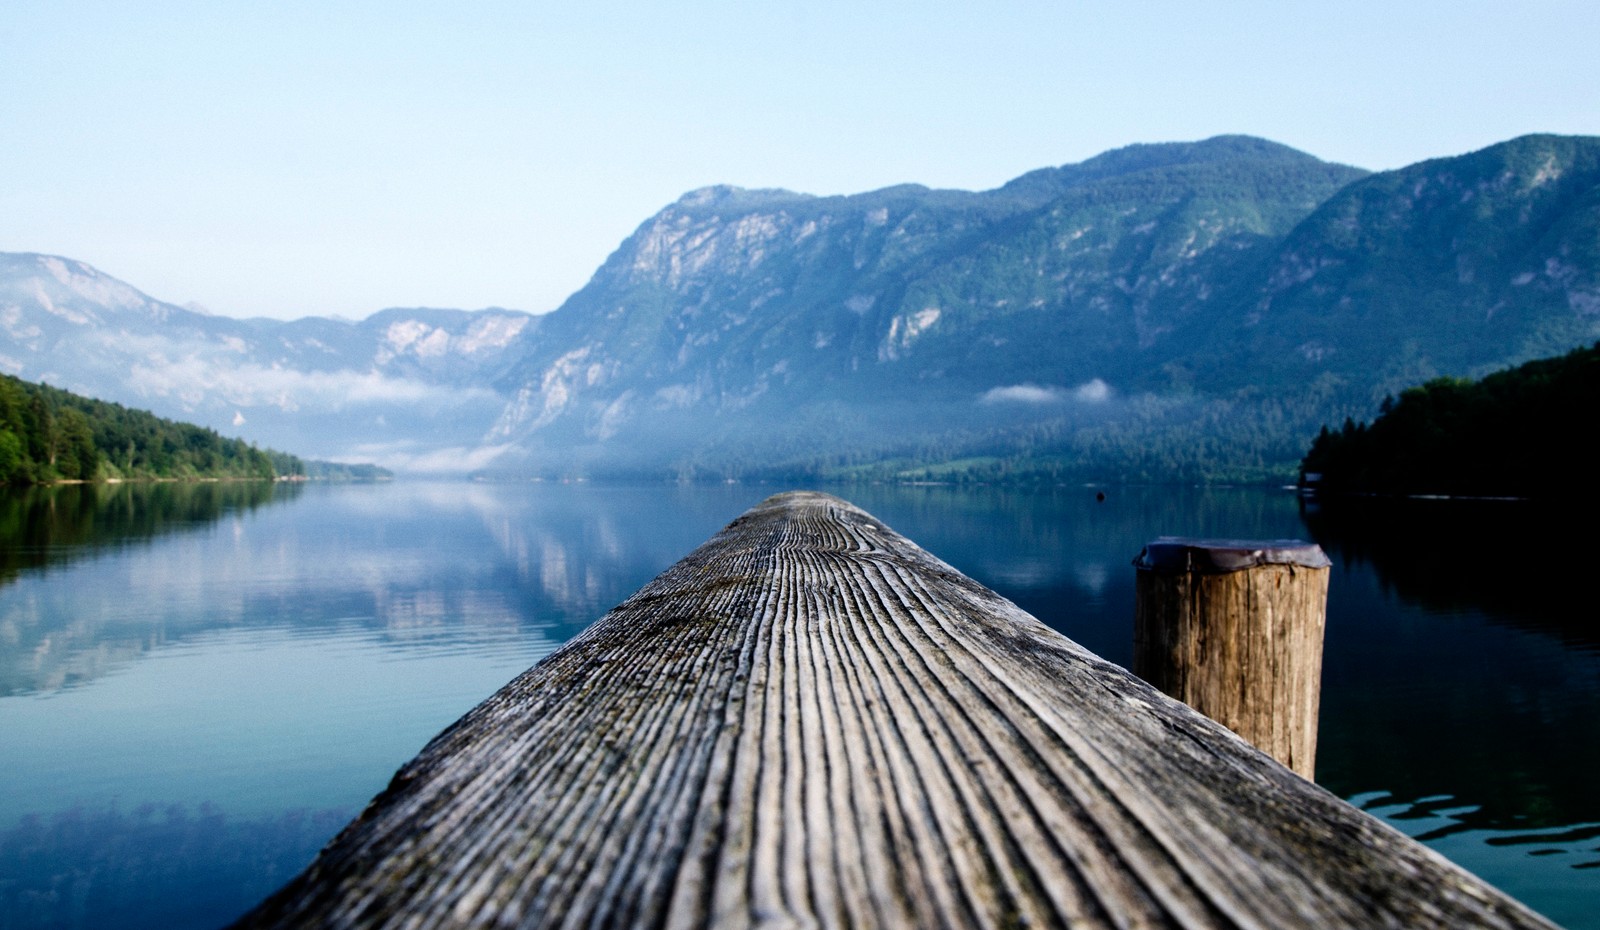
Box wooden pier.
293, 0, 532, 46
233, 491, 1556, 929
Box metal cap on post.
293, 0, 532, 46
1133, 537, 1331, 779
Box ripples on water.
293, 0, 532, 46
0, 481, 1595, 929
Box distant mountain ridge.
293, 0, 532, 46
4, 132, 1598, 480
0, 252, 536, 469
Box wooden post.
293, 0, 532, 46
1133, 537, 1330, 779
232, 494, 1550, 930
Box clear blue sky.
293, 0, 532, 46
4, 1, 1597, 320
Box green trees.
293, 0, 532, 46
0, 373, 295, 485
1300, 342, 1600, 497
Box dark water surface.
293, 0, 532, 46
0, 481, 1594, 928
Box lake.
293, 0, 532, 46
1, 480, 1595, 929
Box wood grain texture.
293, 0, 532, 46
232, 491, 1556, 930
1133, 542, 1328, 779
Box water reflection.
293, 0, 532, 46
1351, 792, 1600, 929
1304, 496, 1600, 826
1303, 495, 1600, 928
1302, 495, 1600, 653
0, 481, 290, 585
0, 482, 297, 695
0, 482, 782, 697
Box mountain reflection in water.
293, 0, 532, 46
0, 482, 294, 695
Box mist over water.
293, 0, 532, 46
0, 481, 1593, 929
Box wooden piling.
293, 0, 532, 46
1133, 537, 1330, 779
232, 492, 1552, 930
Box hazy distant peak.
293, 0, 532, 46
0, 251, 105, 283
854, 182, 935, 199
1085, 135, 1336, 171
0, 250, 182, 326
675, 184, 743, 206
364, 306, 535, 327
996, 135, 1367, 205
673, 185, 813, 211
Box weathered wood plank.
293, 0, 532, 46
232, 491, 1556, 929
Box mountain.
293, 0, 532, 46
1195, 134, 1600, 399
6, 133, 1599, 481
490, 136, 1374, 477
487, 134, 1600, 480
0, 253, 536, 469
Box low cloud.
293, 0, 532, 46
111, 332, 501, 412
1073, 378, 1111, 402
341, 441, 515, 474
980, 379, 1112, 405
981, 384, 1064, 404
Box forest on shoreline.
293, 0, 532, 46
1300, 342, 1598, 498
0, 373, 289, 485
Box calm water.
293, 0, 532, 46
0, 481, 1594, 929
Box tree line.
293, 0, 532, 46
1300, 342, 1598, 497
0, 373, 294, 484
